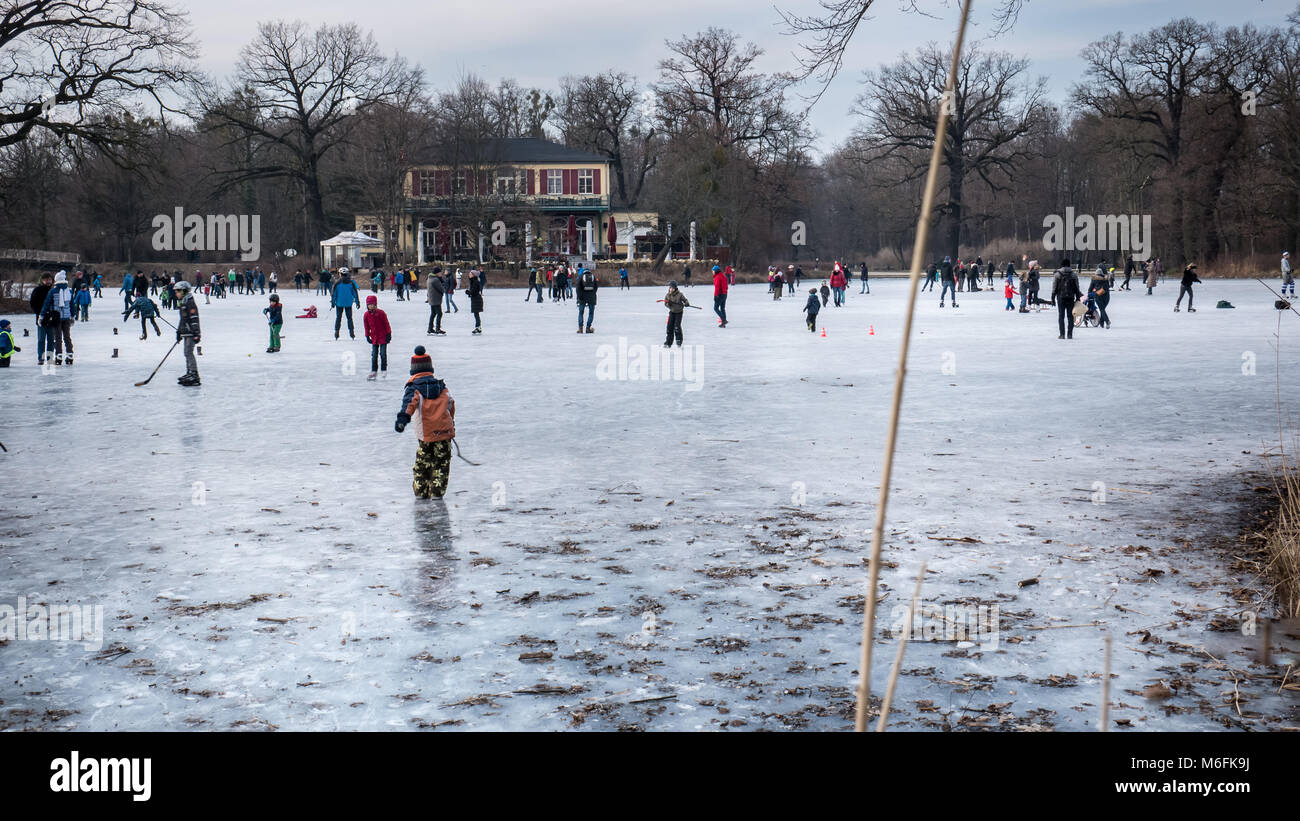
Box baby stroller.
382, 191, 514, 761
1073, 294, 1100, 328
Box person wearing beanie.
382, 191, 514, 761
123, 289, 162, 339
1282, 251, 1293, 297
803, 288, 820, 333
330, 268, 361, 339
575, 265, 598, 333
394, 346, 457, 499
712, 264, 728, 327
263, 293, 284, 353
662, 280, 689, 347
0, 319, 20, 366
39, 270, 75, 365
363, 294, 391, 379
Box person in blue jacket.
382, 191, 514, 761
0, 319, 20, 367
40, 270, 76, 365
73, 283, 92, 321
124, 292, 162, 339
92, 273, 103, 297
120, 272, 135, 312
331, 267, 361, 339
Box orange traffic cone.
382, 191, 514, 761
820, 326, 827, 337
868, 325, 875, 336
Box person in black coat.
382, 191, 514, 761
1051, 260, 1081, 339
467, 271, 484, 334
1174, 264, 1202, 312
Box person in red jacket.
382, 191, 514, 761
394, 346, 456, 499
830, 263, 848, 306
363, 294, 392, 380
712, 264, 729, 327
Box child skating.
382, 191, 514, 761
803, 288, 820, 332
124, 293, 162, 339
662, 280, 690, 347
1004, 280, 1018, 310
363, 294, 392, 379
263, 294, 283, 352
394, 346, 456, 499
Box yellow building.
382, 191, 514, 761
356, 137, 656, 265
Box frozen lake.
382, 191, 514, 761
2, 277, 1297, 731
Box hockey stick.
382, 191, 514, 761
452, 438, 480, 466
1256, 279, 1300, 319
655, 300, 702, 309
135, 340, 179, 386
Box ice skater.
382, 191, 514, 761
363, 294, 391, 378
426, 267, 446, 335
803, 288, 820, 332
174, 280, 201, 385
263, 294, 283, 352
1282, 251, 1294, 297
712, 264, 728, 327
662, 280, 689, 347
394, 346, 456, 499
0, 319, 19, 366
124, 292, 162, 339
1174, 264, 1201, 312
331, 268, 361, 339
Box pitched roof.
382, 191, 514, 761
425, 137, 609, 166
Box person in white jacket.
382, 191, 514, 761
1283, 251, 1293, 297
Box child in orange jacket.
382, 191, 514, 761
394, 346, 456, 498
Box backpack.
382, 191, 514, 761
582, 271, 595, 289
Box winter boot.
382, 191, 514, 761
586, 326, 594, 333
140, 334, 147, 340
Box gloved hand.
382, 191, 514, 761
394, 420, 406, 433
14, 346, 20, 352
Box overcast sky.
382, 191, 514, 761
181, 0, 1296, 156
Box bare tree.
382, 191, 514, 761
1072, 18, 1219, 263
195, 20, 423, 246
0, 0, 196, 161
556, 71, 659, 208
777, 0, 1028, 104
853, 43, 1047, 260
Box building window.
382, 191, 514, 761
579, 169, 593, 195
496, 169, 517, 195
453, 228, 470, 249
418, 170, 436, 196
547, 169, 562, 195
361, 223, 379, 237
455, 170, 466, 195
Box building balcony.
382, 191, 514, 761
404, 194, 609, 212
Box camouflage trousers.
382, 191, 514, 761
413, 440, 452, 499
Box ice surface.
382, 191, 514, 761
1, 277, 1297, 731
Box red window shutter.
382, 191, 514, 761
410, 170, 419, 196
528, 169, 536, 195
592, 168, 601, 195
481, 170, 490, 195
564, 169, 574, 195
